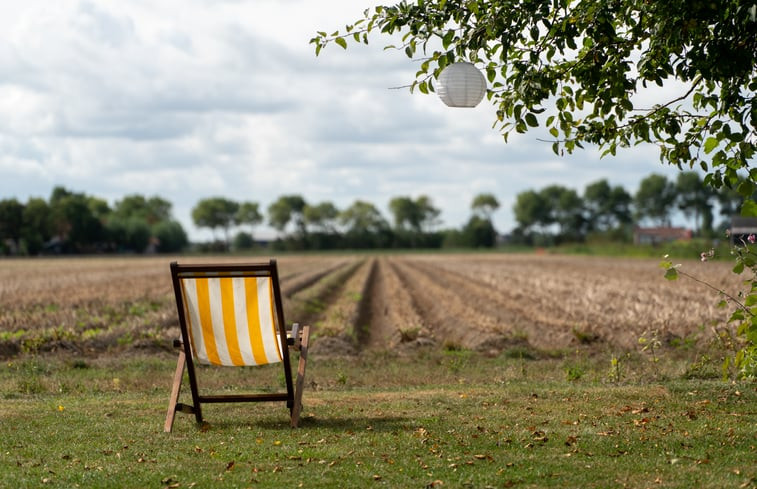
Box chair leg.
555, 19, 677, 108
290, 325, 310, 428
164, 350, 186, 433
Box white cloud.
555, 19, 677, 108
0, 0, 702, 241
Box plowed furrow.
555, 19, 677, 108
402, 258, 578, 349
360, 257, 427, 349
315, 258, 375, 340
388, 258, 507, 351
283, 259, 364, 333
279, 260, 354, 298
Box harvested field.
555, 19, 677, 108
0, 253, 742, 358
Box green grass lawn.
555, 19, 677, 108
1, 351, 755, 489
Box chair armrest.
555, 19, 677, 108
287, 323, 300, 347
289, 323, 306, 350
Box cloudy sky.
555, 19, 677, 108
1, 0, 687, 241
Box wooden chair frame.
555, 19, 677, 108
164, 260, 309, 432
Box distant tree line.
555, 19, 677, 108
0, 186, 188, 255
190, 193, 501, 252
512, 171, 743, 246
2, 171, 740, 255
0, 187, 500, 255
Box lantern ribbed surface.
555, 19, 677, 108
437, 62, 486, 108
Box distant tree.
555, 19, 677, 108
539, 185, 585, 240
388, 195, 441, 232
388, 196, 419, 231
634, 174, 677, 226
607, 186, 633, 228
584, 179, 632, 232
462, 215, 498, 248
716, 186, 744, 221
340, 200, 389, 234
233, 231, 255, 251
235, 202, 263, 238
513, 190, 550, 235
88, 197, 111, 222
152, 220, 188, 253
676, 171, 715, 234
113, 195, 171, 225
303, 201, 339, 233
0, 198, 24, 254
471, 193, 500, 220
192, 197, 239, 246
416, 195, 441, 232
107, 217, 151, 252
556, 187, 585, 239
268, 195, 307, 237
48, 188, 105, 251
338, 200, 390, 248
21, 198, 52, 255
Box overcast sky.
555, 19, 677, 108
1, 0, 688, 241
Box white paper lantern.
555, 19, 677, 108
437, 62, 486, 108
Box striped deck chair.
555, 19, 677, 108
164, 260, 310, 432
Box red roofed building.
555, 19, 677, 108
633, 226, 692, 245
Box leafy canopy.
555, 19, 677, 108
312, 0, 756, 206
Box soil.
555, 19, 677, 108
0, 253, 741, 359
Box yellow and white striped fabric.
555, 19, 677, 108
179, 275, 283, 367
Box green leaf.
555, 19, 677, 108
737, 180, 755, 198
442, 30, 454, 49
664, 268, 679, 280
703, 137, 719, 154
334, 37, 348, 50
740, 200, 757, 217
525, 113, 538, 127
730, 309, 745, 322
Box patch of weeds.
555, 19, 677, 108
442, 340, 464, 352
348, 291, 362, 302
564, 363, 584, 381
398, 326, 420, 343
607, 353, 630, 384
69, 359, 90, 370
20, 326, 76, 354
682, 354, 721, 380
15, 377, 46, 395
336, 371, 348, 385
669, 334, 698, 350
315, 323, 342, 337
304, 298, 326, 315
127, 300, 162, 317
117, 332, 134, 346
444, 348, 472, 374
572, 326, 601, 345
9, 357, 51, 396
0, 329, 26, 341
638, 329, 662, 363
500, 347, 537, 360
81, 328, 104, 340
